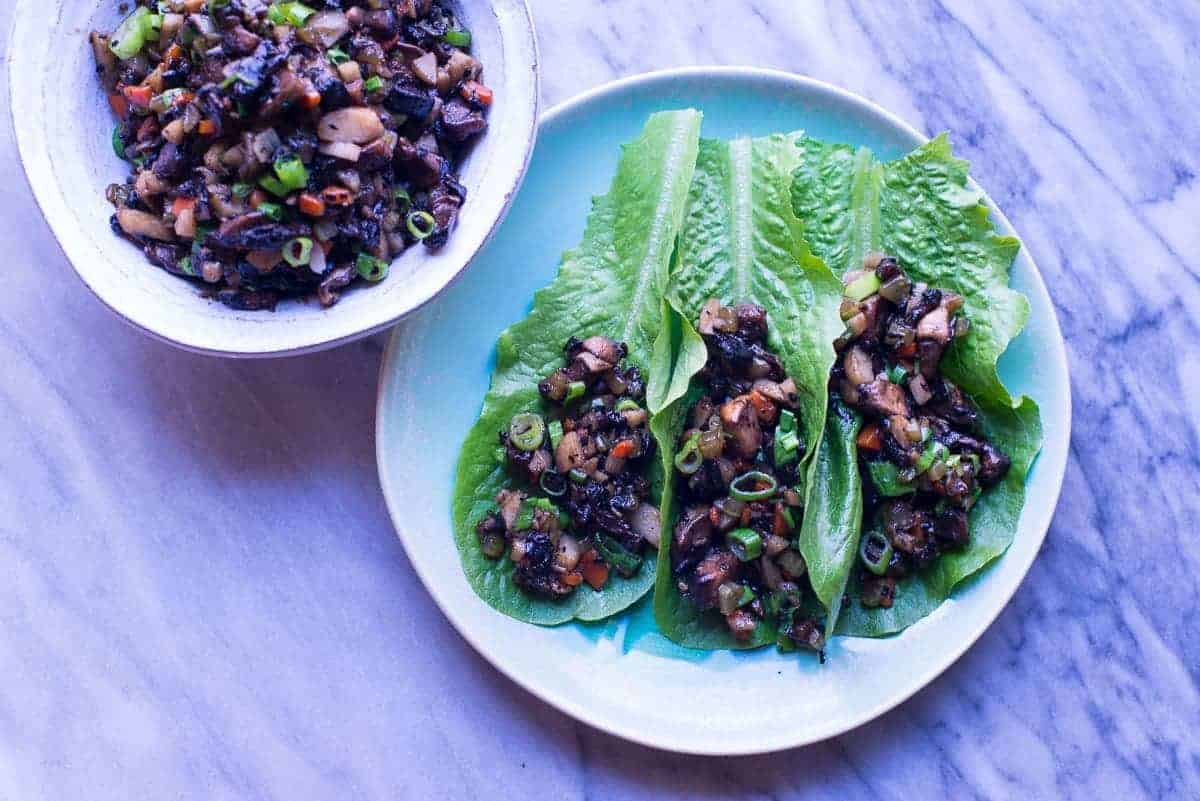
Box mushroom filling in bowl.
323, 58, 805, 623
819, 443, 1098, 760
833, 253, 1012, 609
475, 337, 660, 599
90, 0, 491, 311
670, 301, 825, 653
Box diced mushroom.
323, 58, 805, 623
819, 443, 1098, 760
688, 550, 739, 610
317, 107, 384, 143
117, 209, 175, 241
856, 377, 910, 418
719, 395, 762, 457
495, 488, 525, 531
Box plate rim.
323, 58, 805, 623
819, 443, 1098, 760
376, 65, 1072, 755
7, 0, 540, 358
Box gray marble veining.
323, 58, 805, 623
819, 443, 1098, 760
1, 1, 1198, 798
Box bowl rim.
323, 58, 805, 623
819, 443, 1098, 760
8, 0, 540, 358
376, 65, 1072, 755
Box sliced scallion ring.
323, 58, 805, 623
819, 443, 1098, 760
406, 210, 436, 240
355, 252, 389, 282
539, 469, 567, 497
507, 412, 545, 452
673, 433, 703, 475
392, 187, 411, 211
729, 471, 778, 501
727, 528, 763, 562
615, 398, 640, 413
859, 531, 893, 576
281, 237, 313, 267
563, 381, 586, 404
568, 467, 588, 484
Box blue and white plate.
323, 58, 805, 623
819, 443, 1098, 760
376, 68, 1070, 754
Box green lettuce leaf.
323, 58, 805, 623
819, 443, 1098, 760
790, 133, 1044, 636
450, 110, 702, 624
653, 134, 845, 649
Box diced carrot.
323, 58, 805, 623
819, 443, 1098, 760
249, 189, 269, 209
321, 186, 354, 206
857, 422, 883, 452
122, 84, 153, 109
183, 0, 204, 12
772, 505, 790, 537
170, 197, 196, 217
582, 559, 609, 590
108, 92, 129, 120
164, 44, 184, 63
896, 341, 917, 358
299, 90, 322, 110
460, 80, 493, 106
298, 193, 326, 217
747, 389, 777, 424
563, 572, 583, 587
610, 439, 636, 459
197, 119, 217, 136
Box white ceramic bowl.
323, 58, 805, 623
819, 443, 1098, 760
8, 0, 538, 357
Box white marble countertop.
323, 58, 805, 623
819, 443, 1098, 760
2, 1, 1198, 798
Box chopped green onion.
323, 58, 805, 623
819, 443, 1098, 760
729, 471, 778, 502
178, 255, 195, 276
327, 47, 350, 65
267, 1, 316, 27
111, 126, 126, 160
673, 433, 703, 475
150, 88, 187, 114
858, 531, 893, 576
219, 73, 248, 90
886, 363, 908, 384
406, 210, 436, 240
514, 497, 557, 531
442, 28, 472, 47
257, 202, 284, 221
547, 420, 564, 450
915, 440, 950, 475
568, 467, 588, 484
231, 182, 253, 198
594, 535, 642, 574
727, 528, 763, 562
281, 237, 313, 267
773, 408, 801, 466
208, 0, 231, 9
355, 252, 389, 282
539, 470, 567, 498
779, 506, 796, 531
392, 186, 411, 211
507, 412, 545, 452
738, 586, 757, 607
845, 272, 881, 301
272, 154, 310, 192
563, 381, 586, 405
363, 76, 384, 93
109, 7, 159, 60
615, 398, 640, 413
258, 175, 289, 197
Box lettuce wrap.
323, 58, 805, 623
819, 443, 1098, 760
790, 134, 1044, 636
651, 134, 850, 649
451, 110, 702, 624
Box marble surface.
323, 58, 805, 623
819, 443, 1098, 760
1, 1, 1198, 798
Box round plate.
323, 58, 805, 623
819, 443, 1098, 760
8, 0, 537, 357
376, 68, 1070, 754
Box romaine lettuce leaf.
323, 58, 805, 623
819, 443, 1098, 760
653, 134, 845, 649
790, 134, 1044, 636
450, 110, 702, 624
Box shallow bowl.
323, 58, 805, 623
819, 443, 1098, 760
9, 0, 538, 357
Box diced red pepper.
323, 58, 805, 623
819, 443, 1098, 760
122, 84, 153, 109
857, 423, 884, 452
